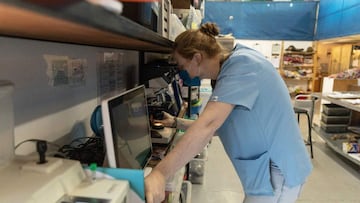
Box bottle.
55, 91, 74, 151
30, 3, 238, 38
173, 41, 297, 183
89, 163, 97, 183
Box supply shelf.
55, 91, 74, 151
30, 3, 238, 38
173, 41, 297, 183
313, 125, 360, 166
313, 94, 360, 166
0, 0, 173, 52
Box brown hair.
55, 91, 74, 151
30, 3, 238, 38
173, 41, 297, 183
173, 22, 223, 60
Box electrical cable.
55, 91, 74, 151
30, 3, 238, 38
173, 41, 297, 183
14, 139, 60, 150
56, 136, 105, 166
14, 137, 105, 166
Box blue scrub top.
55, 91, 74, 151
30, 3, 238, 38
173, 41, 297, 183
210, 44, 312, 195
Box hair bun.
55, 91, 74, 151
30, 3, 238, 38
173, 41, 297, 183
200, 23, 220, 37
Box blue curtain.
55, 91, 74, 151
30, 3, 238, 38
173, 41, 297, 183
316, 0, 360, 40
203, 1, 318, 40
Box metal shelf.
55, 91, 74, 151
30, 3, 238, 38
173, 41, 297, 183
284, 51, 314, 55
322, 94, 360, 112
0, 0, 173, 52
314, 94, 360, 166
283, 64, 314, 68
283, 77, 312, 81
313, 125, 360, 166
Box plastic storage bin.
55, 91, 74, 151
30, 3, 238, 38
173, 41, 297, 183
188, 158, 206, 184
188, 146, 208, 184
321, 113, 350, 124
0, 81, 14, 168
322, 104, 351, 116
320, 121, 348, 133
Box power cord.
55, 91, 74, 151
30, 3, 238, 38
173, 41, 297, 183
15, 139, 60, 150
56, 136, 105, 166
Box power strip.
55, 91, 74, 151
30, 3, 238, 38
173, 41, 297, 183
21, 157, 63, 174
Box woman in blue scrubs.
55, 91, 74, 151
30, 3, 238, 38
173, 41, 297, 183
145, 23, 312, 203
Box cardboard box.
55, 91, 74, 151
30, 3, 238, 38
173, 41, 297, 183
342, 142, 360, 153
172, 0, 191, 9
321, 78, 360, 117
333, 79, 359, 91
322, 78, 359, 92
348, 84, 360, 91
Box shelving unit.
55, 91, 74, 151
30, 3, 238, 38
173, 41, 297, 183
314, 125, 360, 165
314, 94, 360, 166
0, 0, 173, 52
0, 1, 185, 202
280, 50, 316, 94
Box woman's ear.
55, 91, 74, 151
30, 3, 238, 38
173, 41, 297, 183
193, 52, 202, 65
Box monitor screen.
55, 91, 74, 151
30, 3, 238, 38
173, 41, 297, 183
165, 74, 183, 117
101, 85, 152, 169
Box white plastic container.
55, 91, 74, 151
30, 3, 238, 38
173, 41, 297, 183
0, 81, 14, 168
188, 158, 206, 184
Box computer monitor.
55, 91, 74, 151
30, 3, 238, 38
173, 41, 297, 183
101, 85, 153, 169
171, 74, 183, 114
165, 78, 183, 117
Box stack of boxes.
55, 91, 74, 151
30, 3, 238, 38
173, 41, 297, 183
321, 103, 351, 133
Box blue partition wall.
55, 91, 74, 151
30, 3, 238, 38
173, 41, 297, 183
316, 0, 360, 40
203, 1, 318, 40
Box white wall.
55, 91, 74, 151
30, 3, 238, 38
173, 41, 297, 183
235, 39, 281, 58
0, 37, 139, 155
235, 39, 313, 68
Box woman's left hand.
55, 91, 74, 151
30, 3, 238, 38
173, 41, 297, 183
145, 169, 166, 203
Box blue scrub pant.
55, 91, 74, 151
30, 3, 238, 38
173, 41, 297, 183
243, 163, 303, 203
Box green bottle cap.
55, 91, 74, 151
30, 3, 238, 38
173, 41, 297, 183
89, 163, 97, 171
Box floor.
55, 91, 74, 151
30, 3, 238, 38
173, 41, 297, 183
190, 95, 360, 203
